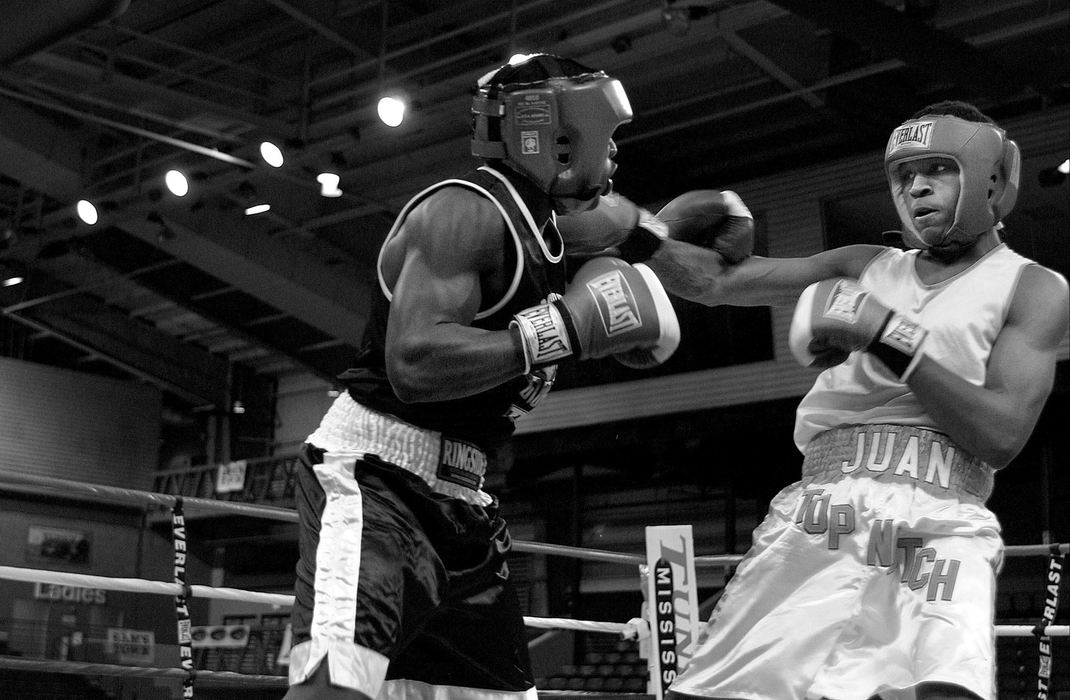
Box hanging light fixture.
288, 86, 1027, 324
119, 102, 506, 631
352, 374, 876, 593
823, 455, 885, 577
0, 259, 27, 287
76, 199, 98, 225
376, 0, 407, 128
165, 169, 190, 196
260, 141, 284, 167
377, 95, 405, 127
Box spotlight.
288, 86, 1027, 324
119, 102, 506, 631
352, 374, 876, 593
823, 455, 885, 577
316, 172, 343, 198
1, 259, 27, 287
165, 169, 189, 196
377, 95, 406, 127
76, 199, 98, 225
237, 180, 270, 215
260, 141, 284, 168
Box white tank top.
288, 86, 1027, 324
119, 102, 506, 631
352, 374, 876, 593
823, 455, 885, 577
794, 243, 1032, 453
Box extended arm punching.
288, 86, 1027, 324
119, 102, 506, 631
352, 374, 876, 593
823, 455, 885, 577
557, 189, 755, 265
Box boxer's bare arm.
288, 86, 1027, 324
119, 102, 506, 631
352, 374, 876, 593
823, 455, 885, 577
384, 189, 526, 402
646, 242, 884, 307
906, 265, 1069, 468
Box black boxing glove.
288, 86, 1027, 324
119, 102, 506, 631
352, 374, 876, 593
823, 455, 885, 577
511, 257, 680, 372
557, 193, 668, 263
657, 190, 754, 264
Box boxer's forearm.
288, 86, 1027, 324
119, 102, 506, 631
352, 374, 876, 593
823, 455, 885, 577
387, 325, 526, 402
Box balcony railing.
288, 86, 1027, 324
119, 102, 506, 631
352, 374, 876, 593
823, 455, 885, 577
153, 454, 301, 506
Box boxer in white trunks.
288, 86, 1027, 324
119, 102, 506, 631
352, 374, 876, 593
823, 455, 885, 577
643, 100, 1070, 699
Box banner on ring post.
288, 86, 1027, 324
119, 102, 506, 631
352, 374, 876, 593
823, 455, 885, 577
644, 525, 699, 700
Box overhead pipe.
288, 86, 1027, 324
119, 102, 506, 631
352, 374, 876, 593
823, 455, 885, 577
0, 0, 131, 67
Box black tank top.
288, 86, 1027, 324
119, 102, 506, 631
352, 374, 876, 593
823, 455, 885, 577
340, 167, 566, 451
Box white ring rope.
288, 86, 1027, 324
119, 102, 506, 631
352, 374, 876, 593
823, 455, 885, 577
0, 470, 298, 522
1, 467, 1066, 671
0, 656, 287, 686
0, 564, 1064, 638
1, 470, 1066, 560
0, 565, 642, 637
1, 471, 1064, 562
996, 624, 1068, 637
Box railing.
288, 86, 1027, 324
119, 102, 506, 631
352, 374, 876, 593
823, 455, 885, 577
0, 616, 288, 677
153, 454, 301, 505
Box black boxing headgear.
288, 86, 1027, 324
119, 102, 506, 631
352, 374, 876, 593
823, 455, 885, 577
471, 53, 632, 206
884, 114, 1021, 250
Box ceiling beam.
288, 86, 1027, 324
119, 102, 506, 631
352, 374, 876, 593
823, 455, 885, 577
4, 276, 230, 406
0, 0, 129, 67
768, 0, 1023, 100
116, 209, 373, 346
0, 99, 84, 202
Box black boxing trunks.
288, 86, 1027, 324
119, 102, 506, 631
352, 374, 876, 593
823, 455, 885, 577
287, 399, 535, 698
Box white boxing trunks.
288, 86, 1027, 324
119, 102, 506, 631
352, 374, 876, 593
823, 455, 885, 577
668, 424, 1002, 700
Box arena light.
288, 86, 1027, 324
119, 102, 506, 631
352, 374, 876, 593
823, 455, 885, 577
0, 259, 26, 287
244, 203, 271, 216
316, 172, 342, 198
164, 169, 189, 197
377, 95, 406, 127
76, 199, 98, 225
260, 141, 284, 167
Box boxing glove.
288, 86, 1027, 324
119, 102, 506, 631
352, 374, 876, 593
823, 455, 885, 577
511, 257, 680, 372
788, 278, 928, 380
557, 193, 668, 263
657, 190, 754, 264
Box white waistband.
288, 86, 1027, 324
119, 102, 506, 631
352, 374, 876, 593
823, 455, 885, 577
308, 393, 493, 506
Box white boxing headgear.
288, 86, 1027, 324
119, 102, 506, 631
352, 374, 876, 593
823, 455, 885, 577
884, 114, 1021, 250
471, 54, 632, 207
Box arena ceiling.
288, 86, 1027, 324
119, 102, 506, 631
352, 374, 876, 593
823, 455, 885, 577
0, 0, 1067, 410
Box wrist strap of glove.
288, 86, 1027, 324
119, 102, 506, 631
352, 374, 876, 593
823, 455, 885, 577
615, 209, 668, 263
867, 311, 928, 381
511, 301, 578, 374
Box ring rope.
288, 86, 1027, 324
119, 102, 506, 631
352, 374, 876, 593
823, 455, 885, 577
0, 565, 641, 636
997, 624, 1069, 637
1, 472, 1064, 561
1, 565, 1064, 638
0, 656, 287, 687
1, 462, 1066, 697
0, 471, 298, 522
